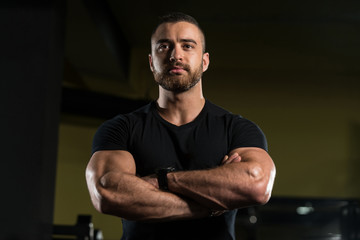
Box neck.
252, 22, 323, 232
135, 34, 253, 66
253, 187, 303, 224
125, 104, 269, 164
156, 80, 205, 126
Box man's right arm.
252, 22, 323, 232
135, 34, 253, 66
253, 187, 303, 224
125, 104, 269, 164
85, 150, 209, 221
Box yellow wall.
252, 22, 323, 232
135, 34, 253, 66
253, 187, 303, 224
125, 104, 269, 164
54, 116, 122, 239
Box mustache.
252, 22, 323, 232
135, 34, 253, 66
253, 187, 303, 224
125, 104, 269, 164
167, 62, 190, 72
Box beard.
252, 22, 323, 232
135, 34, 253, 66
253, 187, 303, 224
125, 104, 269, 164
153, 61, 203, 93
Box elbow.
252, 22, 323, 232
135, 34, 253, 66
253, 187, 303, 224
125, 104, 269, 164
86, 172, 125, 217
251, 179, 272, 206
92, 187, 120, 216
251, 185, 271, 206
89, 187, 108, 214
248, 165, 276, 206
90, 184, 136, 220
86, 169, 109, 214
93, 194, 110, 214
87, 182, 117, 216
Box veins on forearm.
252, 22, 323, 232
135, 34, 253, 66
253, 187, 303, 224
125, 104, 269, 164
98, 171, 210, 221
166, 159, 268, 210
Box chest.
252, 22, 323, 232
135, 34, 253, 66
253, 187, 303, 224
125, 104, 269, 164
129, 117, 230, 176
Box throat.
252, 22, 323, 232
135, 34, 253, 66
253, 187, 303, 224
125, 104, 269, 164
156, 99, 205, 126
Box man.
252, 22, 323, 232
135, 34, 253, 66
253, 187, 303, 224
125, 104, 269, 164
86, 12, 276, 240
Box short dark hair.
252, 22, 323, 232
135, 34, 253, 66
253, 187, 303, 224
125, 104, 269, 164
151, 12, 206, 52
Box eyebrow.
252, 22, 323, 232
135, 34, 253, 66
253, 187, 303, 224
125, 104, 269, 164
181, 39, 198, 45
156, 38, 198, 45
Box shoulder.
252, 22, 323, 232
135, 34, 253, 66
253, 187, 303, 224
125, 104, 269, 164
205, 100, 246, 126
95, 101, 153, 139
205, 100, 258, 126
230, 117, 268, 151
205, 100, 236, 117
205, 100, 267, 151
205, 100, 247, 123
92, 101, 154, 154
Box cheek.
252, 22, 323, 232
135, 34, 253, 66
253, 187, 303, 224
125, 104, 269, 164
150, 53, 164, 72
151, 59, 161, 72
155, 62, 166, 73
194, 57, 205, 72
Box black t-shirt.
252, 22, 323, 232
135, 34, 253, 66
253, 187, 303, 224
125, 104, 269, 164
92, 100, 267, 240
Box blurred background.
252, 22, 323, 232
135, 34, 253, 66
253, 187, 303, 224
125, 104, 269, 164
1, 0, 359, 239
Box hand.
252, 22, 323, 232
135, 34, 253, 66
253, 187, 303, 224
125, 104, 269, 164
221, 152, 242, 165
141, 174, 159, 189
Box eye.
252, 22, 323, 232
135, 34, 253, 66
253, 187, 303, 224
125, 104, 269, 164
158, 44, 169, 51
183, 44, 194, 50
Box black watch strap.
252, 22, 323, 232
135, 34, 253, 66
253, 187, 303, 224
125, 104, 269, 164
156, 167, 176, 191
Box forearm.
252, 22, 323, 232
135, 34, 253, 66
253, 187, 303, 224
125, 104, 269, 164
167, 148, 275, 210
95, 171, 209, 221
167, 164, 260, 210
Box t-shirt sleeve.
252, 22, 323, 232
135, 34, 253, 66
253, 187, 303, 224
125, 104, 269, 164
91, 115, 130, 154
230, 116, 268, 152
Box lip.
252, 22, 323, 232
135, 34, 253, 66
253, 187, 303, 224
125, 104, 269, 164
169, 67, 186, 74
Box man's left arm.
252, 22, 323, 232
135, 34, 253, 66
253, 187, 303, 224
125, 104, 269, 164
165, 147, 276, 210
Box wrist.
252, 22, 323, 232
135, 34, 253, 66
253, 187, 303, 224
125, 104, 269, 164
156, 167, 176, 191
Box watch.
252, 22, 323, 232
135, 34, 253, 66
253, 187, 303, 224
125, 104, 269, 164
156, 167, 176, 191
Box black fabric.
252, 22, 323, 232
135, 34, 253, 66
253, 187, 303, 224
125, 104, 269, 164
121, 211, 237, 240
92, 100, 267, 240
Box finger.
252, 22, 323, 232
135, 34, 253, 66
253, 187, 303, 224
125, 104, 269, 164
228, 153, 240, 162
222, 156, 236, 165
231, 155, 242, 163
229, 152, 239, 159
223, 154, 242, 165
221, 155, 229, 164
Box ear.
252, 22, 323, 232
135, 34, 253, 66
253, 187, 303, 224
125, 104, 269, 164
149, 54, 154, 72
202, 52, 210, 72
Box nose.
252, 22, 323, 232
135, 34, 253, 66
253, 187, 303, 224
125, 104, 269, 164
169, 45, 183, 62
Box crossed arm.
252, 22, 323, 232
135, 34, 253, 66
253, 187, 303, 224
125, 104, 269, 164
85, 147, 276, 221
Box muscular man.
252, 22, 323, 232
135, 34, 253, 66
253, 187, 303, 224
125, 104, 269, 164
86, 12, 276, 240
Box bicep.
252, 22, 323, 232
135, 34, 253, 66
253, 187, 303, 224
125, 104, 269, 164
86, 150, 136, 188
229, 147, 276, 185
229, 147, 273, 167
85, 150, 136, 211
230, 147, 276, 200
